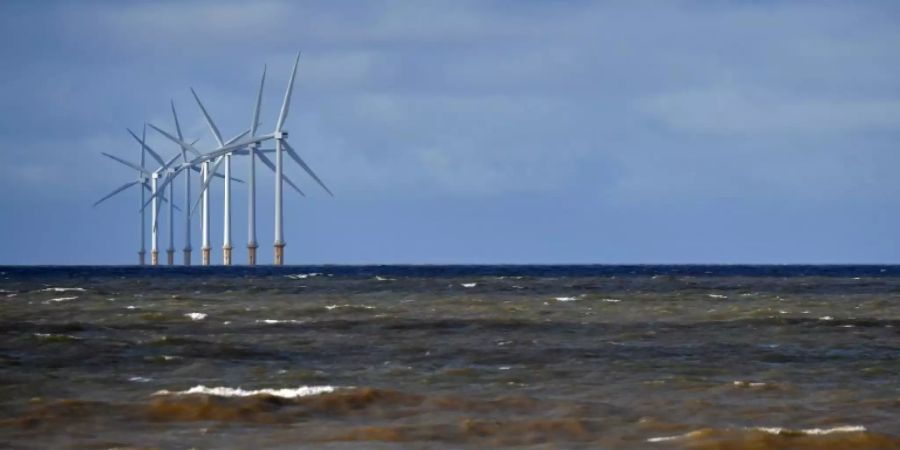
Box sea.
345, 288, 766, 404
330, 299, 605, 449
0, 265, 898, 449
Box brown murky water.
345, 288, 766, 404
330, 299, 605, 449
1, 266, 898, 449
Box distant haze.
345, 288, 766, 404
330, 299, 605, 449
1, 1, 899, 264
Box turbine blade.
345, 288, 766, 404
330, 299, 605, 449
93, 180, 140, 207
276, 52, 301, 132
102, 152, 149, 175
224, 129, 250, 146
127, 128, 165, 167
283, 141, 332, 196
190, 88, 225, 147
148, 123, 203, 157
140, 125, 146, 168
171, 100, 201, 160
257, 151, 306, 197
252, 65, 266, 136
163, 153, 181, 171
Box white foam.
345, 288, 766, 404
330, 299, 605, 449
461, 282, 477, 288
819, 316, 834, 321
325, 304, 375, 311
374, 275, 395, 281
648, 431, 704, 442
286, 273, 322, 280
257, 319, 304, 324
707, 294, 728, 299
554, 296, 578, 302
733, 380, 767, 388
600, 298, 621, 303
184, 312, 207, 321
41, 287, 86, 292
152, 385, 338, 398
129, 376, 152, 383
45, 296, 78, 303
648, 425, 866, 443
753, 425, 866, 435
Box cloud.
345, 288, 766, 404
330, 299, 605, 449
636, 86, 900, 135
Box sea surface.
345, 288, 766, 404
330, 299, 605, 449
1, 265, 899, 449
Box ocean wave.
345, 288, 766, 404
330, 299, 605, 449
40, 287, 86, 292
461, 283, 477, 288
152, 385, 338, 398
554, 296, 579, 302
45, 296, 78, 303
648, 424, 873, 444
256, 319, 305, 324
184, 313, 207, 321
285, 273, 322, 280
325, 304, 375, 311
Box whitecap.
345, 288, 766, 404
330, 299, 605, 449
707, 294, 728, 299
818, 316, 834, 321
152, 385, 338, 398
733, 380, 767, 388
286, 273, 322, 280
325, 304, 375, 311
41, 287, 86, 292
753, 425, 866, 435
45, 296, 78, 303
648, 425, 866, 443
184, 312, 207, 321
129, 376, 152, 383
374, 275, 395, 281
461, 282, 477, 288
600, 298, 621, 303
256, 319, 305, 324
647, 431, 704, 442
554, 296, 578, 302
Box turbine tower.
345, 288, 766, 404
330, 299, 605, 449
247, 66, 266, 265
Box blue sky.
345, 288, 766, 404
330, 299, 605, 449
1, 0, 899, 264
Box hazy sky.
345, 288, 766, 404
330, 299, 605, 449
1, 0, 899, 264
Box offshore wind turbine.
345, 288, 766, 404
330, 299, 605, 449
169, 102, 200, 265
149, 51, 330, 265
128, 130, 181, 265
94, 126, 176, 265
271, 52, 333, 265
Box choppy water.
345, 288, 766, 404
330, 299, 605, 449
1, 265, 899, 449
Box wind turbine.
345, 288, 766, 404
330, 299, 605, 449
94, 126, 176, 265
127, 130, 182, 265
169, 101, 200, 265
271, 52, 333, 265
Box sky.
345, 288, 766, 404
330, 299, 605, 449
1, 0, 899, 265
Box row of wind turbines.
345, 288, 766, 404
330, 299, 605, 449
94, 53, 332, 266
